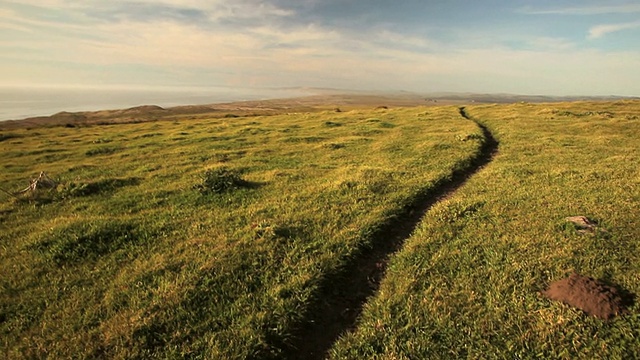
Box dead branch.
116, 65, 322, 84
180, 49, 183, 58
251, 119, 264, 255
15, 172, 58, 194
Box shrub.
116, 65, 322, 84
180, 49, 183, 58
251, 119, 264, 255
194, 167, 249, 194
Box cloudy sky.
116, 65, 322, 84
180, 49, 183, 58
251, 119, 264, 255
1, 0, 639, 96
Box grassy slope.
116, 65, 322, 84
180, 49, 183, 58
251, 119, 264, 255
0, 106, 481, 358
331, 101, 640, 359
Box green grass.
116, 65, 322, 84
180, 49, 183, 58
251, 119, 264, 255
331, 101, 640, 359
4, 100, 639, 358
0, 106, 482, 358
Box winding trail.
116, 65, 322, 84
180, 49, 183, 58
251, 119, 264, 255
282, 107, 499, 359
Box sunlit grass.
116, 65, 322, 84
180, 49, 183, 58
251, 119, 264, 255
331, 101, 640, 359
0, 106, 481, 358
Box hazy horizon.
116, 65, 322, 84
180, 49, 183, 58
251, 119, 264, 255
2, 83, 638, 122
0, 85, 313, 121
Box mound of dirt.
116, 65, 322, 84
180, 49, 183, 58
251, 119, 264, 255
543, 273, 632, 320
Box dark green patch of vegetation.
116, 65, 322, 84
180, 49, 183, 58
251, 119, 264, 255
324, 143, 346, 150
134, 132, 163, 139
61, 177, 141, 197
32, 220, 143, 264
0, 133, 20, 142
25, 148, 64, 156
284, 136, 327, 143
86, 146, 119, 156
324, 121, 342, 127
379, 122, 396, 128
193, 167, 250, 194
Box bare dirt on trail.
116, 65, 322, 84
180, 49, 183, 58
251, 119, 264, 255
280, 108, 499, 359
544, 273, 634, 320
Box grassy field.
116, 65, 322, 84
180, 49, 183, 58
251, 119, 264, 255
0, 106, 484, 358
331, 101, 640, 358
1, 100, 639, 359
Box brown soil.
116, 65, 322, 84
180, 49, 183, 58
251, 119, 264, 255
543, 273, 633, 320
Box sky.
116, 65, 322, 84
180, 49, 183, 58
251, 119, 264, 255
1, 0, 639, 96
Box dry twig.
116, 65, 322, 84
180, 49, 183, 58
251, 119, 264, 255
14, 172, 58, 195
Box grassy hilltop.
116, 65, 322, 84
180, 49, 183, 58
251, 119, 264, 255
333, 101, 640, 359
1, 99, 639, 358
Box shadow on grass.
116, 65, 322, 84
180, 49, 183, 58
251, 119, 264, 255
63, 177, 141, 197
280, 107, 499, 359
599, 274, 637, 311
32, 220, 143, 264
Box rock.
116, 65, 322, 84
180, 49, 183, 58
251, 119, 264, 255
565, 216, 606, 235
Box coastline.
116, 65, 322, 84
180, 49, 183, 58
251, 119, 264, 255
2, 86, 637, 130
0, 85, 316, 122
0, 92, 437, 130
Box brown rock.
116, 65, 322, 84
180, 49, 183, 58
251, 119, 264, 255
565, 216, 607, 235
566, 215, 596, 229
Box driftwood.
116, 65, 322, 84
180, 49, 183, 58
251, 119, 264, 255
15, 172, 58, 195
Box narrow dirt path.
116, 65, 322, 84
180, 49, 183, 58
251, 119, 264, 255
282, 107, 498, 359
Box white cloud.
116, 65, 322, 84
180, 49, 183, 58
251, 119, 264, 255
520, 4, 640, 15
375, 30, 436, 50
1, 1, 640, 95
527, 37, 575, 51
588, 21, 640, 39
0, 8, 87, 32
251, 24, 340, 45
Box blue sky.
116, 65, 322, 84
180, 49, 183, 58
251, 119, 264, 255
1, 0, 639, 96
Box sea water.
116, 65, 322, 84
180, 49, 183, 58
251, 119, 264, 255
0, 85, 308, 121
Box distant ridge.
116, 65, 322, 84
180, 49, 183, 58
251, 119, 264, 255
423, 92, 639, 104
1, 91, 638, 130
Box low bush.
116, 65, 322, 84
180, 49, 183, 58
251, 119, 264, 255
194, 167, 249, 194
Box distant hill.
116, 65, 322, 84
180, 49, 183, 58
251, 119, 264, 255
1, 90, 637, 130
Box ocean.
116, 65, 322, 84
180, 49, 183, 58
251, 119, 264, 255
0, 86, 309, 121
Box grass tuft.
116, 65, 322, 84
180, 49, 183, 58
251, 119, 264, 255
193, 167, 250, 194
